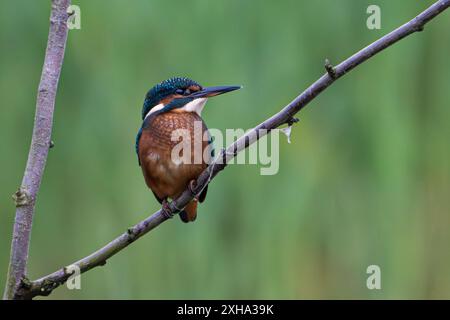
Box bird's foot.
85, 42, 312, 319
188, 180, 199, 201
161, 199, 174, 219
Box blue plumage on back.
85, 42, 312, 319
135, 126, 143, 164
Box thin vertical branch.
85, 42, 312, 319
3, 0, 70, 300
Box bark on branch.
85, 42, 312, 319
6, 0, 450, 299
3, 0, 70, 300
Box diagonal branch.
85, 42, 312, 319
3, 0, 71, 300
15, 0, 450, 299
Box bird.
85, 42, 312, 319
136, 77, 241, 223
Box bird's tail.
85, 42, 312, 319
179, 200, 198, 223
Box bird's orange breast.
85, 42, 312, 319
138, 111, 211, 201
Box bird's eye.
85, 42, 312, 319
175, 89, 184, 95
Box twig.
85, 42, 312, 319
11, 0, 450, 299
3, 0, 70, 300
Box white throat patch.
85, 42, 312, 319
144, 98, 208, 120
180, 98, 208, 115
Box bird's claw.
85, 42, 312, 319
161, 199, 174, 219
188, 180, 199, 200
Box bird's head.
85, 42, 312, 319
141, 77, 241, 120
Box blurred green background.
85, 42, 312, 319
1, 0, 450, 299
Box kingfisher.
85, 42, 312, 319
136, 77, 241, 223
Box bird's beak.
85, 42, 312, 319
190, 85, 242, 99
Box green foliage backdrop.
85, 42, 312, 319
1, 0, 449, 299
